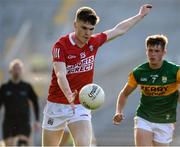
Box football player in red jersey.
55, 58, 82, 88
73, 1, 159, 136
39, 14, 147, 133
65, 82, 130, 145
42, 4, 152, 146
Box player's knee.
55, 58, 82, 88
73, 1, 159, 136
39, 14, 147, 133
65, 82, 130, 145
75, 138, 90, 146
74, 134, 91, 146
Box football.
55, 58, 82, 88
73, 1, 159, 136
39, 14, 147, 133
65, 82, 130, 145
79, 83, 105, 110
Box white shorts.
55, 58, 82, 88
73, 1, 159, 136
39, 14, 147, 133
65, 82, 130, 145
134, 116, 175, 144
42, 101, 91, 131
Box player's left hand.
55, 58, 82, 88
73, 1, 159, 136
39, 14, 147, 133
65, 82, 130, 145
113, 113, 125, 125
68, 90, 78, 114
138, 4, 152, 17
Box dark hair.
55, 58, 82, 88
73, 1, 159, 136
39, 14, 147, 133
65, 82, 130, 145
145, 34, 168, 49
75, 7, 99, 25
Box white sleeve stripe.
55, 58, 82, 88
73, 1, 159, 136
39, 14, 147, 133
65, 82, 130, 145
57, 48, 60, 58
53, 48, 60, 58
55, 48, 57, 58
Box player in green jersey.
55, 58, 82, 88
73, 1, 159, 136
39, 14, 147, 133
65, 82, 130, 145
113, 34, 180, 146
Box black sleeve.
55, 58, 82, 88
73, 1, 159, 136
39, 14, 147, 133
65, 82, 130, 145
0, 85, 3, 108
28, 84, 39, 121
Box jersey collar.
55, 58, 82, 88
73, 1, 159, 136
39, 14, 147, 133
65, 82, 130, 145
69, 32, 76, 46
69, 32, 90, 48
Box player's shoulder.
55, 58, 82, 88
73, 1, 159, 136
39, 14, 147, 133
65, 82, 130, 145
157, 60, 180, 78
53, 33, 70, 47
0, 80, 14, 89
164, 60, 180, 68
0, 81, 9, 89
91, 32, 106, 40
133, 62, 149, 72
89, 32, 107, 46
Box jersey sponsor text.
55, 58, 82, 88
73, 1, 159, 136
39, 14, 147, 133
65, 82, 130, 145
67, 55, 94, 74
141, 85, 168, 96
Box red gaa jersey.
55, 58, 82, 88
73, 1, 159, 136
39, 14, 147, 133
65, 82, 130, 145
48, 32, 107, 104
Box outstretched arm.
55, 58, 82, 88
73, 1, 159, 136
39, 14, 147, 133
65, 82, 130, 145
104, 4, 152, 41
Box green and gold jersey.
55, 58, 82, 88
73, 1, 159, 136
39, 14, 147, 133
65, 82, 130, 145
128, 60, 180, 123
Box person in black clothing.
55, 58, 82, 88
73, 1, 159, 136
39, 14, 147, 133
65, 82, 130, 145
0, 59, 40, 146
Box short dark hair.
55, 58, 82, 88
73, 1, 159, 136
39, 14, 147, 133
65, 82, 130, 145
145, 34, 168, 49
75, 7, 100, 25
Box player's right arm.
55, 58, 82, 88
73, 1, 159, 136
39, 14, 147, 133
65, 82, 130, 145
53, 62, 74, 102
52, 42, 77, 112
113, 72, 137, 125
113, 84, 136, 125
53, 62, 76, 111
